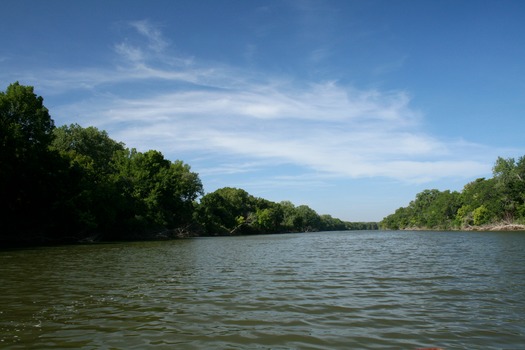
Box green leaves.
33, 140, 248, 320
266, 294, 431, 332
195, 189, 352, 235
0, 83, 61, 242
52, 123, 124, 177
112, 149, 203, 234
493, 156, 525, 222
382, 156, 525, 230
0, 82, 54, 155
195, 187, 255, 235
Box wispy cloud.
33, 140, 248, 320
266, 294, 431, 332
10, 19, 500, 185
129, 20, 169, 53
113, 19, 170, 64
58, 78, 493, 183
372, 55, 409, 76
114, 41, 145, 63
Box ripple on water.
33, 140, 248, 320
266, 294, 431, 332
1, 231, 525, 349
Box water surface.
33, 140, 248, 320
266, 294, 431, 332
1, 231, 524, 349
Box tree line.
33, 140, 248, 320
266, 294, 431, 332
381, 157, 525, 230
1, 83, 377, 245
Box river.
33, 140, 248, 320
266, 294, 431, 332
1, 230, 524, 349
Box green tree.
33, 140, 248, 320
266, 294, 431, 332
473, 205, 491, 226
493, 156, 525, 222
52, 124, 125, 176
381, 189, 461, 230
294, 205, 321, 232
382, 155, 525, 230
0, 82, 54, 157
0, 82, 66, 242
253, 199, 284, 233
195, 187, 255, 235
280, 200, 298, 231
456, 178, 500, 228
319, 214, 347, 231
50, 124, 126, 237
381, 206, 413, 230
280, 201, 321, 232
425, 190, 462, 229
112, 149, 203, 238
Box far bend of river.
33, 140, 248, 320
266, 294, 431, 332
1, 231, 525, 349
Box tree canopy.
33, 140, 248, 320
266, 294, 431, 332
381, 156, 525, 230
0, 82, 64, 241
193, 189, 366, 236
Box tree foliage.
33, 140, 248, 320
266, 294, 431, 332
194, 190, 376, 236
49, 124, 126, 236
195, 187, 256, 235
381, 157, 525, 230
493, 156, 525, 222
52, 123, 125, 176
0, 82, 65, 241
112, 149, 203, 236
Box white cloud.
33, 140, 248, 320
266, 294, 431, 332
69, 79, 493, 183
16, 19, 499, 185
129, 20, 169, 53
112, 19, 172, 67
114, 42, 144, 63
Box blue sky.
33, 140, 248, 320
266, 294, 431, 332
2, 0, 524, 221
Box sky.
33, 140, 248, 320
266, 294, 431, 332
2, 0, 525, 222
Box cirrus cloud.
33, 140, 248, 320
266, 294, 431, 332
8, 19, 500, 187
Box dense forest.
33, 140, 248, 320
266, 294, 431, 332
1, 82, 377, 245
381, 157, 525, 230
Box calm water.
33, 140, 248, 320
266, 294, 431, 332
1, 231, 524, 349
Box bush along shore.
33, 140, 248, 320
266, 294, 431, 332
1, 82, 378, 246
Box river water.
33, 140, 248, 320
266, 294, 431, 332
1, 230, 524, 349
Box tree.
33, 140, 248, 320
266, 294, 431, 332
294, 205, 321, 232
253, 199, 284, 233
50, 124, 126, 237
279, 201, 322, 232
473, 205, 491, 226
382, 156, 525, 230
424, 190, 462, 229
52, 124, 125, 176
280, 200, 298, 231
381, 189, 461, 230
0, 82, 65, 242
456, 178, 500, 227
112, 149, 203, 238
0, 82, 54, 157
381, 206, 413, 230
195, 187, 255, 235
493, 156, 525, 222
319, 214, 347, 231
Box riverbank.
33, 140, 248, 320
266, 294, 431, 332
464, 223, 525, 231
396, 222, 525, 232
